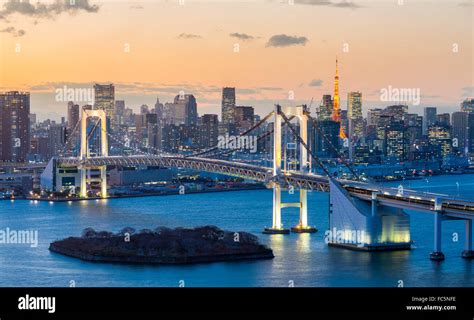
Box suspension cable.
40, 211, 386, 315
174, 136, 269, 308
279, 110, 331, 177
187, 110, 275, 158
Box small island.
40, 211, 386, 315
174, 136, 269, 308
49, 225, 274, 264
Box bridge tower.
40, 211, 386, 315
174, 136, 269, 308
79, 109, 108, 198
263, 104, 317, 234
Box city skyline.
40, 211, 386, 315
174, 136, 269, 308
0, 0, 472, 121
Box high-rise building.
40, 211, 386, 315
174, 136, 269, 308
199, 114, 219, 149
30, 113, 37, 127
221, 87, 236, 125
140, 104, 149, 115
347, 91, 363, 140
385, 121, 409, 161
49, 123, 67, 157
163, 94, 198, 126
423, 107, 437, 135
384, 105, 408, 122
93, 84, 115, 119
437, 113, 450, 126
468, 113, 474, 153
154, 98, 164, 120
67, 101, 80, 130
315, 120, 340, 158
428, 124, 452, 157
461, 98, 474, 113
114, 100, 125, 126
318, 95, 333, 120
0, 91, 30, 162
234, 106, 254, 133
451, 111, 468, 154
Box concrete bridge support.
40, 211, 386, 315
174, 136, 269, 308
462, 219, 474, 259
430, 198, 445, 261
430, 212, 445, 260
328, 179, 411, 251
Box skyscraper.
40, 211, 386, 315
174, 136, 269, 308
385, 121, 409, 161
318, 95, 333, 120
93, 84, 115, 119
0, 91, 30, 162
437, 113, 450, 126
67, 101, 80, 130
315, 120, 340, 158
423, 107, 437, 135
347, 91, 363, 140
114, 100, 125, 126
461, 98, 474, 113
221, 87, 236, 124
199, 114, 219, 148
451, 111, 468, 154
428, 124, 452, 157
332, 59, 346, 138
234, 106, 254, 133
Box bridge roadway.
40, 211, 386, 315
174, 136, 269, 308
54, 155, 474, 219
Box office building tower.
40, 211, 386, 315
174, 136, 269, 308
221, 87, 236, 125
385, 121, 409, 161
0, 91, 30, 162
199, 114, 219, 149
234, 106, 254, 133
423, 107, 437, 135
163, 94, 198, 126
94, 84, 115, 119
319, 95, 333, 121
67, 101, 80, 130
315, 120, 340, 158
428, 124, 452, 157
437, 113, 450, 126
451, 111, 468, 154
347, 91, 363, 140
461, 98, 474, 113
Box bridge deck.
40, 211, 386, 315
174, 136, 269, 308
53, 155, 474, 218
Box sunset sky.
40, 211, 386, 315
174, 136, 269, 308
0, 0, 472, 121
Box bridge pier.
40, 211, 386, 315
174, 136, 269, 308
80, 166, 87, 198
263, 185, 290, 234
78, 109, 109, 199
462, 219, 474, 259
430, 209, 445, 261
291, 189, 317, 233
264, 104, 316, 234
100, 166, 107, 198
